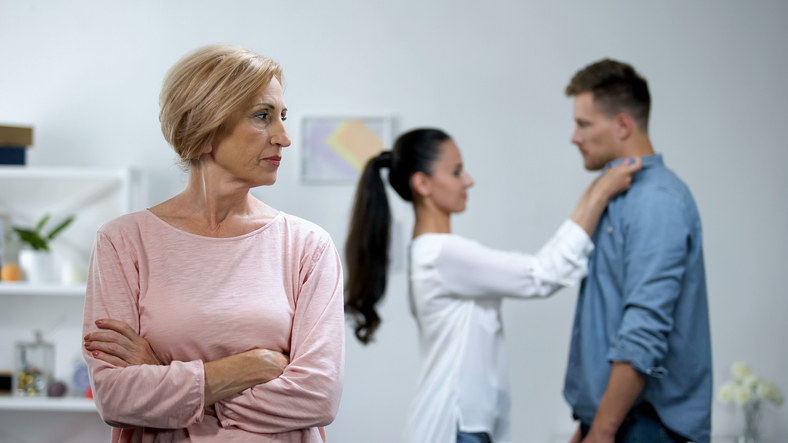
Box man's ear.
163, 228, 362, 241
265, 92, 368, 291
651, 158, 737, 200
615, 113, 634, 141
410, 171, 431, 198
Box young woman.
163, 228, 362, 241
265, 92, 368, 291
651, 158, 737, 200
344, 128, 641, 443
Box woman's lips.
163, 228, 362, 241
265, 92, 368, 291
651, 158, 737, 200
263, 156, 282, 166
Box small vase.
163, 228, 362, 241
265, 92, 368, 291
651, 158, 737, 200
18, 249, 54, 283
738, 400, 762, 443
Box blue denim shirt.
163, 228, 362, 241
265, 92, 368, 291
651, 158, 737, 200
563, 154, 712, 443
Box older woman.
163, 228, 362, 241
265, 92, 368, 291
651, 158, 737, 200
82, 45, 344, 442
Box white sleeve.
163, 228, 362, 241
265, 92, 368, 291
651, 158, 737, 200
436, 219, 593, 299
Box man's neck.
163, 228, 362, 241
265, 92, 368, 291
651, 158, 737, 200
620, 132, 654, 158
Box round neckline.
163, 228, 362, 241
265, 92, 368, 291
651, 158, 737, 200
143, 208, 284, 241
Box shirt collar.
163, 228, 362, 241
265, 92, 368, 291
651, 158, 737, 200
604, 153, 663, 171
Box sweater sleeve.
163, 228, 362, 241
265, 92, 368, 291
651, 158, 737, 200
213, 236, 345, 434
438, 219, 593, 299
82, 228, 206, 429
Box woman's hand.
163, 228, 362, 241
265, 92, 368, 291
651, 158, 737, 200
570, 157, 642, 236
84, 318, 163, 367
251, 348, 291, 383
590, 156, 643, 201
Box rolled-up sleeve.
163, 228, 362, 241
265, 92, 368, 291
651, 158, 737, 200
607, 189, 690, 377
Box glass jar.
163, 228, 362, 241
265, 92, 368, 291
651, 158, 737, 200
14, 330, 54, 396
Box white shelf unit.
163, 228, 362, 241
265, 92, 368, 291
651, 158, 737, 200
0, 166, 145, 415
0, 396, 96, 412
0, 283, 86, 297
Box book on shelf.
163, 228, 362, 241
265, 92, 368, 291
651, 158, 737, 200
0, 125, 33, 165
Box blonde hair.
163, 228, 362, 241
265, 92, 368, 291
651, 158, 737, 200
159, 45, 283, 163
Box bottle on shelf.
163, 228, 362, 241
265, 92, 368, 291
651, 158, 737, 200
14, 330, 54, 397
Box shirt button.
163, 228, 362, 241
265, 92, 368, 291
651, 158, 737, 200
607, 226, 614, 234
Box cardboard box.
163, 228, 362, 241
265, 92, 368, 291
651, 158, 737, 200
0, 125, 33, 146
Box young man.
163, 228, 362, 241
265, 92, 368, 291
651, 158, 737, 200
562, 59, 712, 443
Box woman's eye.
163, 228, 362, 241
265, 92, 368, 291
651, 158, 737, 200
254, 112, 269, 121
281, 115, 287, 122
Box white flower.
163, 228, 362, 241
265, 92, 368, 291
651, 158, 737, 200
757, 379, 785, 406
756, 379, 774, 400
734, 385, 752, 405
731, 361, 752, 380
718, 361, 783, 409
718, 381, 736, 404
742, 374, 759, 390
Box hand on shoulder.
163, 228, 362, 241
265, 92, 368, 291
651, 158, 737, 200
593, 156, 643, 200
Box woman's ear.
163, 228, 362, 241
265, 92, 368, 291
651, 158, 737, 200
199, 141, 214, 155
205, 123, 230, 156
410, 172, 431, 198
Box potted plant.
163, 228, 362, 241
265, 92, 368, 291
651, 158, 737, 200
12, 214, 74, 283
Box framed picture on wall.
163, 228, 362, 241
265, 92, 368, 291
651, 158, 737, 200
300, 116, 395, 183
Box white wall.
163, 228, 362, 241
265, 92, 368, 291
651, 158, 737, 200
2, 0, 787, 441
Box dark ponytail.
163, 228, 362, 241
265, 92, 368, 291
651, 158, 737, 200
345, 128, 450, 344
345, 152, 392, 344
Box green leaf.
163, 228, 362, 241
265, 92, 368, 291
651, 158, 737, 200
12, 213, 74, 251
35, 214, 51, 234
12, 227, 49, 251
46, 216, 74, 240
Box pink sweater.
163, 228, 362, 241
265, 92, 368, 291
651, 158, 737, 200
82, 210, 345, 442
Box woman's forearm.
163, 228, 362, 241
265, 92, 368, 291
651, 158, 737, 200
203, 349, 289, 406
570, 184, 610, 237
84, 320, 288, 410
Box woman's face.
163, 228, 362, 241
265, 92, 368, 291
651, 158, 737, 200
206, 77, 291, 187
421, 140, 474, 214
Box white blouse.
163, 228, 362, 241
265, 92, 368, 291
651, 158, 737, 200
405, 219, 593, 443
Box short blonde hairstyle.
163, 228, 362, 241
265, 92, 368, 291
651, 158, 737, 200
159, 45, 283, 163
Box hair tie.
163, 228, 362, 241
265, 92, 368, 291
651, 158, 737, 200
373, 151, 393, 169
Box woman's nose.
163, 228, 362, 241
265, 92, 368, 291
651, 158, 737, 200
273, 124, 291, 147
464, 172, 474, 188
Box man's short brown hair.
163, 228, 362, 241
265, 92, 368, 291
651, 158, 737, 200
566, 59, 651, 132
